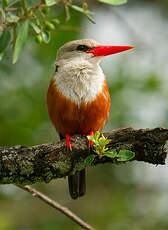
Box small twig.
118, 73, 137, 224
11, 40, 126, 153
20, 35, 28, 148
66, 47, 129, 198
5, 7, 20, 12
64, 0, 70, 21
17, 185, 95, 230
31, 4, 47, 11
6, 0, 20, 10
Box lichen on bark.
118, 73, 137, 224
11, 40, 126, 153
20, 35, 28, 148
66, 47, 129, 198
0, 127, 167, 185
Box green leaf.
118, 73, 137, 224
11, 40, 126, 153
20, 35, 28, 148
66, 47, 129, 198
30, 21, 41, 34
70, 5, 95, 24
45, 0, 56, 6
0, 28, 11, 53
98, 136, 110, 146
104, 149, 117, 158
84, 12, 96, 24
84, 154, 96, 165
98, 137, 105, 146
117, 150, 135, 162
6, 13, 19, 23
12, 20, 29, 64
94, 131, 100, 140
70, 5, 93, 15
41, 30, 50, 43
98, 0, 127, 5
71, 5, 83, 13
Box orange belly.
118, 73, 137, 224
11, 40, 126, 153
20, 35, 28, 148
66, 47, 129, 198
47, 78, 110, 135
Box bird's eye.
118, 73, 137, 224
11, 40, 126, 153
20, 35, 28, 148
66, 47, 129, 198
55, 65, 59, 72
76, 45, 89, 51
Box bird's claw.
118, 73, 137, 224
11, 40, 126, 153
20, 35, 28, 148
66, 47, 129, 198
88, 130, 94, 151
66, 134, 72, 151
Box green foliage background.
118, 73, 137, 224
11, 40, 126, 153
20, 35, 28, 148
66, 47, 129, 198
1, 0, 168, 230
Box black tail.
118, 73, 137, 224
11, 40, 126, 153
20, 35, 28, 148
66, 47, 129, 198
59, 133, 86, 199
68, 169, 86, 199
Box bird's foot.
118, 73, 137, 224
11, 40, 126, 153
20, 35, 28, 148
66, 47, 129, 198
66, 134, 72, 151
88, 130, 94, 151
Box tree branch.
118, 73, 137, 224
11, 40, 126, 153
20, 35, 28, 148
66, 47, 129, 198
17, 185, 95, 230
0, 127, 167, 185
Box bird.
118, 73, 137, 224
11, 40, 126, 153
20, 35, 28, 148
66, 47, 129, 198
47, 39, 134, 199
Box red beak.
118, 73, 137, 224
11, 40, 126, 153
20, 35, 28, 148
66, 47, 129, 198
87, 45, 134, 57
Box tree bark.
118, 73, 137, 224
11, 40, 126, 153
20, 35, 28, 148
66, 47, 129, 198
0, 127, 167, 185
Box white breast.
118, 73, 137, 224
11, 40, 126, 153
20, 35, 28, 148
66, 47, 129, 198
53, 59, 105, 104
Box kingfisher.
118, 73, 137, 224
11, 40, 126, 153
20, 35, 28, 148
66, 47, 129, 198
47, 39, 134, 199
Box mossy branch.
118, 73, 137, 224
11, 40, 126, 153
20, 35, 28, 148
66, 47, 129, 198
0, 127, 167, 185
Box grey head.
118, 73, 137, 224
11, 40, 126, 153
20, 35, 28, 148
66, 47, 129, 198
56, 39, 101, 63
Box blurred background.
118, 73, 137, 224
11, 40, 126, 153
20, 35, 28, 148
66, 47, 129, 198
1, 0, 168, 229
